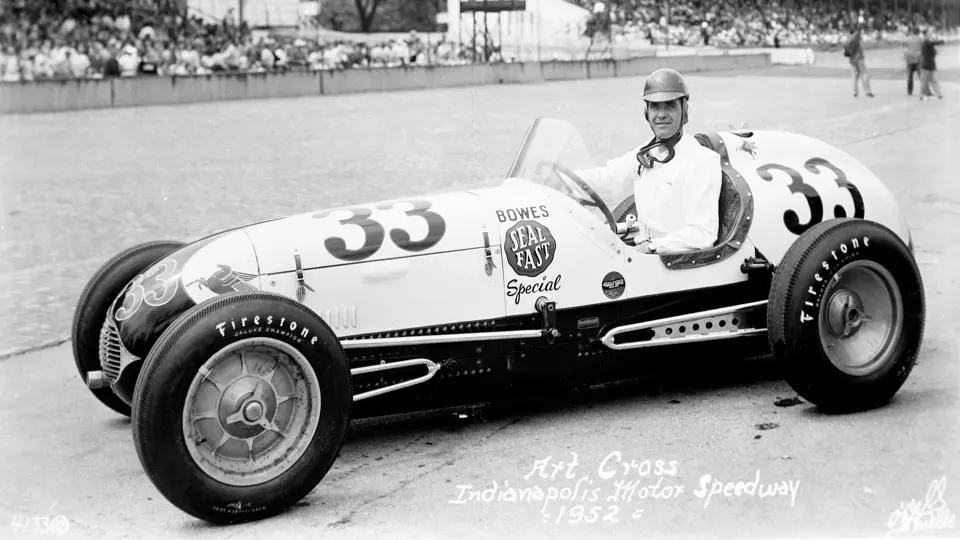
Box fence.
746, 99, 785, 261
0, 49, 777, 115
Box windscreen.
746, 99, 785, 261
505, 117, 598, 186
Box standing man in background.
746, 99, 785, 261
919, 27, 945, 101
903, 27, 923, 96
844, 27, 874, 98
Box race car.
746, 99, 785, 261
71, 117, 925, 524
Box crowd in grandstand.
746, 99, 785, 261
601, 0, 950, 48
0, 0, 471, 81
0, 0, 954, 81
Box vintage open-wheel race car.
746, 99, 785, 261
71, 117, 925, 523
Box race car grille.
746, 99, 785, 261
98, 318, 123, 384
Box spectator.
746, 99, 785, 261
139, 39, 162, 75
117, 42, 140, 76
33, 40, 53, 79
259, 41, 276, 71
919, 27, 944, 100
180, 39, 202, 74
903, 26, 922, 96
1, 44, 20, 81
68, 42, 91, 78
407, 30, 423, 63
102, 43, 121, 77
843, 28, 874, 98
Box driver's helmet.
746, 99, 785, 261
642, 68, 689, 103
642, 68, 690, 137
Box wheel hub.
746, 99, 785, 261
243, 401, 264, 422
817, 261, 905, 377
826, 288, 865, 338
218, 376, 279, 439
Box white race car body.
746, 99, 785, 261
100, 118, 912, 413
183, 125, 908, 335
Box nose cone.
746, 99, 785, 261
110, 229, 260, 359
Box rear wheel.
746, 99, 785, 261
767, 219, 924, 412
132, 292, 352, 523
71, 240, 185, 416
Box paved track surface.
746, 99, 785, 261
0, 54, 959, 539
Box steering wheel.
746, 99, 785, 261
548, 162, 618, 234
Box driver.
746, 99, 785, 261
577, 68, 722, 254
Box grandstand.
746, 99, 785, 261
0, 0, 957, 80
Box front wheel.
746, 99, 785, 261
767, 219, 925, 412
132, 292, 352, 523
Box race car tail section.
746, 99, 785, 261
717, 130, 909, 267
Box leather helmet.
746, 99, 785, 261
643, 68, 689, 102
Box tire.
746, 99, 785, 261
132, 291, 352, 524
72, 240, 186, 416
767, 218, 925, 413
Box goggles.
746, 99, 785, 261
636, 140, 676, 172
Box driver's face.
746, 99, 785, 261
646, 99, 683, 140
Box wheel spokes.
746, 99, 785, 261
198, 365, 227, 392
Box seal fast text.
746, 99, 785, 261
505, 220, 557, 277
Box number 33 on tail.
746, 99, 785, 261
757, 157, 866, 236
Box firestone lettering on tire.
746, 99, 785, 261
800, 235, 872, 324
215, 314, 319, 345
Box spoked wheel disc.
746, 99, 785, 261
182, 338, 323, 486
818, 260, 904, 377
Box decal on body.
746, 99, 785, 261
601, 272, 626, 300
115, 258, 179, 321
800, 235, 871, 324
179, 231, 262, 304
505, 220, 556, 277
756, 157, 865, 236
186, 264, 257, 294
506, 275, 562, 306
496, 205, 550, 223
502, 219, 561, 306
737, 140, 757, 158
312, 199, 447, 261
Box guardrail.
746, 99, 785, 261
0, 50, 773, 115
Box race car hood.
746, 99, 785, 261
242, 191, 497, 275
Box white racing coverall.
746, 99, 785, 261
580, 133, 723, 253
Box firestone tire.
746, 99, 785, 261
132, 291, 352, 524
767, 219, 925, 413
71, 240, 186, 416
